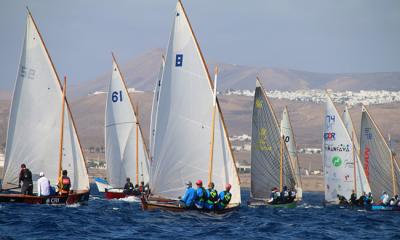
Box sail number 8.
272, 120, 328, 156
112, 91, 123, 102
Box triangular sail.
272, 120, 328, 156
2, 12, 89, 191
359, 106, 400, 200
323, 95, 370, 203
149, 56, 165, 160
150, 1, 241, 204
105, 55, 149, 187
250, 79, 296, 200
281, 107, 303, 199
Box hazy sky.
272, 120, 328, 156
0, 0, 399, 90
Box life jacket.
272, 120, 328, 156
220, 191, 232, 206
197, 187, 206, 202
207, 189, 218, 204
60, 176, 71, 193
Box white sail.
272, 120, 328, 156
281, 107, 303, 199
251, 79, 296, 200
359, 106, 400, 200
342, 106, 360, 153
323, 95, 370, 203
149, 56, 165, 160
150, 1, 241, 204
105, 55, 149, 188
2, 12, 89, 191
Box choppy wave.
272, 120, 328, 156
0, 187, 399, 239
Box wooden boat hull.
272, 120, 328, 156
141, 196, 240, 214
248, 198, 298, 208
0, 190, 89, 205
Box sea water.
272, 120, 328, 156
0, 185, 399, 239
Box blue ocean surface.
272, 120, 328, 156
1, 185, 399, 240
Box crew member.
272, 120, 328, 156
194, 180, 206, 209
123, 178, 134, 195
204, 182, 218, 210
281, 186, 290, 203
217, 183, 232, 209
179, 181, 196, 209
58, 170, 71, 195
379, 191, 390, 206
19, 163, 33, 195
37, 172, 51, 196
350, 190, 358, 205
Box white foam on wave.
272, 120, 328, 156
116, 196, 141, 203
66, 203, 81, 208
112, 207, 119, 210
299, 203, 323, 209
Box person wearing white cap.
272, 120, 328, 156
37, 172, 51, 196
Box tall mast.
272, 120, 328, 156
207, 66, 218, 185
58, 76, 67, 183
352, 132, 357, 193
136, 104, 139, 185
279, 126, 283, 192
389, 134, 397, 195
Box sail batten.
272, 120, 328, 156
105, 55, 149, 188
150, 1, 240, 204
2, 12, 89, 191
251, 79, 296, 200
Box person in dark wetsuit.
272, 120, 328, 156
349, 190, 358, 205
58, 170, 71, 195
19, 163, 33, 195
337, 194, 348, 205
123, 178, 134, 195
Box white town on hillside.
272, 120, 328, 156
222, 89, 400, 106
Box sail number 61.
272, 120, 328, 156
112, 91, 123, 102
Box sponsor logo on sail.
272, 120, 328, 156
324, 143, 350, 152
332, 156, 342, 167
255, 99, 263, 109
257, 128, 272, 151
324, 132, 336, 141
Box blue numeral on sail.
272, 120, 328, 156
175, 54, 183, 67
112, 91, 123, 102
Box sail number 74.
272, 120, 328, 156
112, 91, 123, 102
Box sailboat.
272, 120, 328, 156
141, 0, 241, 213
0, 10, 90, 204
323, 93, 371, 205
281, 107, 303, 200
94, 54, 150, 200
359, 106, 400, 211
248, 78, 300, 208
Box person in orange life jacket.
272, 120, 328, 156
19, 163, 33, 195
58, 170, 71, 195
204, 182, 218, 210
194, 180, 206, 209
217, 183, 232, 209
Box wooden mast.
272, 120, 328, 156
389, 134, 397, 195
58, 76, 67, 185
352, 132, 357, 193
207, 66, 218, 185
136, 104, 139, 185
